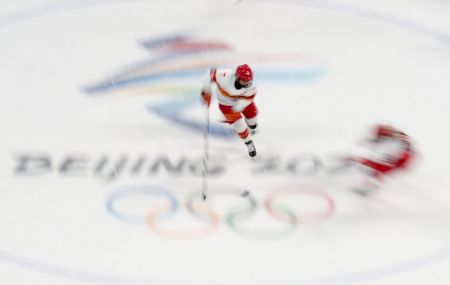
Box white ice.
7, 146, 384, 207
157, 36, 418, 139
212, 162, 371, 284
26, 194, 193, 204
0, 0, 449, 284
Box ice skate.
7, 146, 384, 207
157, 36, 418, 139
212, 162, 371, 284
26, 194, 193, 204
245, 140, 257, 157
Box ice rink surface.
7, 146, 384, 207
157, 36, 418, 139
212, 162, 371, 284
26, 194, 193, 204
0, 0, 450, 284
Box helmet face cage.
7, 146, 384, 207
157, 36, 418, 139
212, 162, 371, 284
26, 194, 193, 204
237, 78, 252, 88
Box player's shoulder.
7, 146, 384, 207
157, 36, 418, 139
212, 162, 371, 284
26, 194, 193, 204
215, 68, 235, 86
244, 83, 257, 95
215, 68, 234, 79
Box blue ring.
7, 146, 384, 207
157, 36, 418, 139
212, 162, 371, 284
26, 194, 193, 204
105, 185, 178, 224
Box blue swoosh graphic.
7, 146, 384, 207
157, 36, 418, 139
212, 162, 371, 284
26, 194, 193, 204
85, 68, 326, 94
148, 93, 234, 138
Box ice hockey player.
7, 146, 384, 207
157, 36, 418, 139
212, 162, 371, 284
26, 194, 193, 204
200, 64, 258, 157
346, 124, 415, 194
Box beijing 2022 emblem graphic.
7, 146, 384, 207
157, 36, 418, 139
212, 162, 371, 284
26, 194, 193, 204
83, 35, 326, 137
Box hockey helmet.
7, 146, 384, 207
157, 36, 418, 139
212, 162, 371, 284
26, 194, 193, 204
236, 64, 253, 82
375, 124, 395, 138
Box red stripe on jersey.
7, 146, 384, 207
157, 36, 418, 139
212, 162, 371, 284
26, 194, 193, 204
210, 68, 217, 82
238, 129, 249, 139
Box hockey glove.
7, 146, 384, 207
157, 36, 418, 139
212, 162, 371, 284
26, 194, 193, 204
201, 91, 211, 107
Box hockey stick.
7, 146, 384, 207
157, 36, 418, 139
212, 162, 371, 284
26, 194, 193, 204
201, 103, 210, 200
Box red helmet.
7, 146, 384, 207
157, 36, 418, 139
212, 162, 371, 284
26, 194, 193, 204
375, 124, 394, 138
236, 64, 253, 82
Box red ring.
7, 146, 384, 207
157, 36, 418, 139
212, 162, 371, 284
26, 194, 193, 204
265, 186, 335, 224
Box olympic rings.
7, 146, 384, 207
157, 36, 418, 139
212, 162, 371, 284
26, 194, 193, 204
225, 201, 298, 240
185, 187, 257, 221
105, 184, 335, 240
146, 200, 220, 240
265, 186, 335, 224
105, 185, 178, 224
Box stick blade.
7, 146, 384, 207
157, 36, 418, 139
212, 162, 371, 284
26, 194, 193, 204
240, 190, 250, 197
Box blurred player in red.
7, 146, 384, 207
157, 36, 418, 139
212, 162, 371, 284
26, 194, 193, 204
201, 64, 258, 157
347, 124, 415, 194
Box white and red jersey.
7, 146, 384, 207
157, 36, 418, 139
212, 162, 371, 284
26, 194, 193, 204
202, 67, 257, 111
349, 128, 415, 189
369, 135, 412, 166
357, 132, 414, 176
